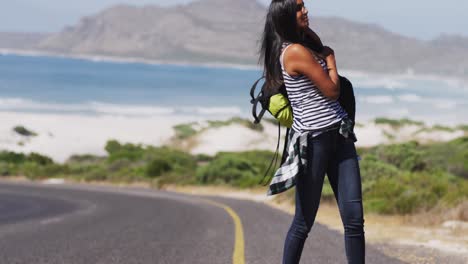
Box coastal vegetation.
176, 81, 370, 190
374, 117, 424, 128
172, 117, 264, 140
1, 135, 467, 218
13, 125, 37, 137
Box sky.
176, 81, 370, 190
1, 0, 467, 40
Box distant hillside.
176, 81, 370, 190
37, 0, 264, 65
1, 0, 467, 78
0, 32, 49, 49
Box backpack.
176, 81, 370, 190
249, 76, 293, 185
249, 75, 357, 186
249, 76, 293, 128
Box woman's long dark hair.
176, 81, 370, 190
259, 0, 323, 90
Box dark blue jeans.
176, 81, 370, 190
282, 128, 365, 264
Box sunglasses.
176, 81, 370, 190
296, 3, 306, 12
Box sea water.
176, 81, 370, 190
0, 53, 466, 125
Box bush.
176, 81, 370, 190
421, 136, 468, 179
144, 147, 196, 173
173, 123, 198, 139
374, 117, 424, 128
196, 155, 256, 186
13, 126, 37, 136
363, 170, 461, 214
79, 166, 108, 181
105, 140, 145, 162
374, 141, 426, 171
0, 162, 14, 176
0, 151, 26, 164
195, 154, 213, 162
195, 151, 274, 187
20, 162, 67, 180
359, 154, 400, 193
67, 154, 106, 164
146, 158, 172, 178
27, 152, 54, 165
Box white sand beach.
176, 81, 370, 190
0, 112, 192, 162
0, 111, 465, 163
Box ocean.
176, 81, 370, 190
0, 53, 466, 125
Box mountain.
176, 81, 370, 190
37, 0, 264, 65
0, 32, 50, 50
2, 0, 467, 78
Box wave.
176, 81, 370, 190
430, 99, 457, 110
0, 48, 261, 71
0, 97, 243, 116
397, 94, 422, 102
359, 96, 394, 104
341, 69, 468, 91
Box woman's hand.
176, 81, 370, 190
322, 46, 337, 68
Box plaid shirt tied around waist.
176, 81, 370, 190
267, 117, 357, 196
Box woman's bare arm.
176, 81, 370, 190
283, 44, 340, 101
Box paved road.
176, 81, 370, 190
0, 180, 403, 264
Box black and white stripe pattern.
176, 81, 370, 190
280, 43, 348, 135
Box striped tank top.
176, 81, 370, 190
280, 42, 348, 136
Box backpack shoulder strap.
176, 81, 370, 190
250, 76, 265, 101
250, 76, 268, 124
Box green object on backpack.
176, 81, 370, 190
268, 94, 293, 128
250, 76, 293, 128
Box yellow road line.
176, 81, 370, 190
199, 198, 245, 264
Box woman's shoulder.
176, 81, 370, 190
283, 43, 306, 55
283, 43, 323, 63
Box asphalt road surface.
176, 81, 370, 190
0, 180, 403, 264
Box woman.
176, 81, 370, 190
259, 0, 365, 263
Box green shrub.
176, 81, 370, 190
363, 170, 460, 214
67, 154, 106, 164
21, 162, 43, 180
195, 151, 275, 187
421, 136, 468, 178
0, 162, 14, 176
359, 154, 400, 193
360, 154, 400, 180
27, 152, 54, 165
195, 154, 213, 162
374, 141, 426, 171
0, 151, 26, 164
107, 158, 133, 173
431, 125, 455, 132
144, 146, 196, 173
104, 140, 122, 155
13, 126, 37, 136
173, 123, 198, 139
374, 117, 424, 128
365, 177, 406, 214
105, 140, 145, 162
207, 117, 264, 132
456, 124, 468, 131
146, 158, 173, 178
79, 166, 108, 181
447, 148, 468, 179
196, 154, 256, 186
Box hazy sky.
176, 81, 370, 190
2, 0, 467, 40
